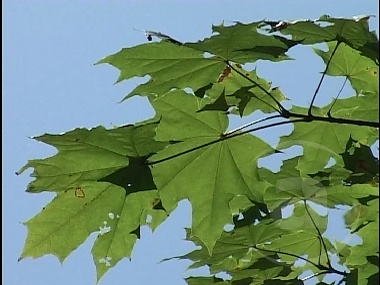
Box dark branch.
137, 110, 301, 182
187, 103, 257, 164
303, 200, 332, 269
287, 110, 379, 128
225, 114, 283, 135
301, 271, 329, 281
308, 41, 341, 116
148, 119, 298, 165
328, 77, 348, 117
252, 245, 327, 271
148, 111, 378, 166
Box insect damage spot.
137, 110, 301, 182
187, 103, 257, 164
217, 66, 232, 83
75, 187, 85, 198
146, 214, 153, 223
98, 256, 112, 267
99, 221, 111, 235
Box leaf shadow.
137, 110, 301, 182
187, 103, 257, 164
99, 156, 156, 195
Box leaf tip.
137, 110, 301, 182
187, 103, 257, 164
16, 164, 29, 176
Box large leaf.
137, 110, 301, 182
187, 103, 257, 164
149, 90, 274, 253
314, 41, 379, 96
266, 15, 379, 63
260, 156, 378, 209
97, 41, 225, 100
179, 219, 287, 270
179, 204, 328, 284
278, 106, 377, 174
18, 15, 379, 284
19, 182, 164, 263
18, 122, 167, 192
186, 21, 298, 64
328, 93, 379, 122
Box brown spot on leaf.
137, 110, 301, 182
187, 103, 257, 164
75, 187, 85, 198
217, 66, 231, 83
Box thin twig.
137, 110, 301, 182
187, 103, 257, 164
308, 41, 341, 116
303, 200, 332, 269
327, 77, 348, 117
147, 119, 300, 165
252, 245, 327, 271
301, 271, 329, 281
225, 114, 282, 135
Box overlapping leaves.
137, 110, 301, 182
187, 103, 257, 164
18, 122, 167, 192
179, 202, 331, 285
19, 15, 379, 285
149, 90, 274, 253
18, 121, 169, 279
264, 15, 379, 63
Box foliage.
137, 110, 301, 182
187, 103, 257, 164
18, 15, 379, 284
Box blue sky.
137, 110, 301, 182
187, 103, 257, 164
3, 1, 379, 285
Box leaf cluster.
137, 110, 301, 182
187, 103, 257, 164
19, 15, 378, 284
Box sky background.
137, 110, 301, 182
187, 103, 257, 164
3, 1, 379, 285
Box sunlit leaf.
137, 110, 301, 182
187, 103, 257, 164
315, 42, 379, 96
98, 41, 225, 100
18, 122, 167, 192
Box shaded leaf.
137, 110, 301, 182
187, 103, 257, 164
18, 122, 167, 192
186, 21, 298, 63
278, 106, 377, 174
266, 15, 379, 63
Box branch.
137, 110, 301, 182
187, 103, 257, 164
225, 114, 282, 135
252, 245, 327, 271
301, 271, 329, 281
328, 77, 348, 117
308, 41, 341, 116
303, 200, 332, 269
147, 119, 299, 165
287, 110, 379, 128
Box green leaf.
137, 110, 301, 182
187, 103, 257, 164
18, 122, 167, 192
186, 276, 229, 285
260, 156, 378, 209
186, 21, 298, 63
91, 189, 165, 281
19, 180, 167, 281
179, 219, 287, 270
97, 41, 225, 100
314, 41, 379, 96
278, 106, 377, 174
340, 139, 379, 185
203, 65, 287, 116
199, 88, 229, 113
328, 93, 379, 122
149, 91, 273, 254
346, 258, 379, 285
344, 199, 379, 267
19, 182, 126, 262
267, 15, 379, 63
